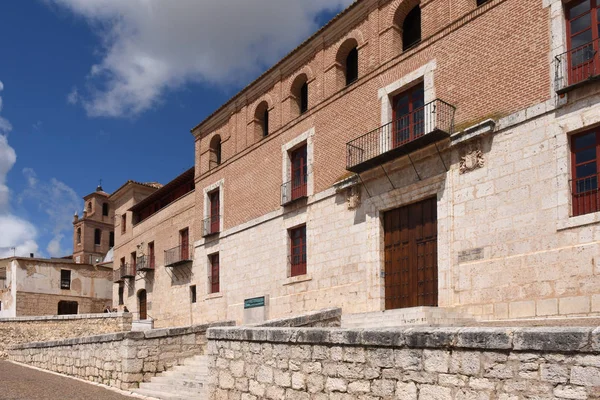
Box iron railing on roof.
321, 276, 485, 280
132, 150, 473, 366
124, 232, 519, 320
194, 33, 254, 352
281, 175, 308, 206
555, 38, 600, 94
346, 99, 455, 173
165, 245, 192, 267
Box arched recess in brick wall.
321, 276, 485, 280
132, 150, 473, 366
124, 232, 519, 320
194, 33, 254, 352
334, 35, 362, 88
251, 95, 273, 141
290, 73, 309, 118
209, 134, 222, 169
388, 0, 421, 53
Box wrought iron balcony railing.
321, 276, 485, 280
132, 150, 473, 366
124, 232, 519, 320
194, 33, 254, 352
555, 39, 600, 94
346, 99, 455, 173
120, 263, 136, 278
202, 215, 221, 237
281, 175, 308, 206
165, 245, 192, 267
136, 255, 155, 271
113, 268, 123, 283
289, 254, 307, 277
570, 172, 600, 217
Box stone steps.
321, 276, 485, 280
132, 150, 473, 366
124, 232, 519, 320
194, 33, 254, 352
342, 306, 474, 329
132, 355, 208, 400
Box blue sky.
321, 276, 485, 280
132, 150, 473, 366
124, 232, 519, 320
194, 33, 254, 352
0, 0, 352, 258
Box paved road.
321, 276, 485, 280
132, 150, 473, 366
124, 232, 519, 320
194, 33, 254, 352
0, 361, 139, 400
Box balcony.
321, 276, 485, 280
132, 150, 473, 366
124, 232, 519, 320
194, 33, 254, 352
137, 255, 155, 271
113, 268, 123, 283
120, 263, 136, 278
202, 215, 221, 237
346, 99, 455, 173
555, 39, 600, 94
570, 172, 600, 217
281, 175, 308, 206
165, 245, 192, 267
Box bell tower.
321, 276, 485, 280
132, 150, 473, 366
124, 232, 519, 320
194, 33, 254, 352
72, 183, 114, 264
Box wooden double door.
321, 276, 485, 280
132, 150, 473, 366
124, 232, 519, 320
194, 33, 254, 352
384, 198, 438, 310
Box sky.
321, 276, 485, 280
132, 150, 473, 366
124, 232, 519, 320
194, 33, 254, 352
0, 0, 353, 259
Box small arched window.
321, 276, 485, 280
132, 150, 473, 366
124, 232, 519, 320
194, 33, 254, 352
402, 6, 421, 51
209, 135, 222, 168
345, 47, 358, 85
76, 228, 81, 244
87, 202, 92, 213
94, 228, 101, 245
291, 74, 309, 117
255, 101, 269, 138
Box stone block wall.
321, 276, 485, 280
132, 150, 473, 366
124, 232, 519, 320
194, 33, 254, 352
16, 292, 111, 316
0, 313, 131, 359
257, 308, 341, 328
206, 326, 600, 399
8, 321, 235, 390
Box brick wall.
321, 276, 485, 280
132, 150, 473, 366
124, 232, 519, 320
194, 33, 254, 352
0, 313, 131, 359
192, 0, 550, 231
16, 292, 111, 316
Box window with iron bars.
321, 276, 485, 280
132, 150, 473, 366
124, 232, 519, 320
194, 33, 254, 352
60, 269, 71, 290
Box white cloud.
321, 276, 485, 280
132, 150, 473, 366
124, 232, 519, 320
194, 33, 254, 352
67, 87, 79, 105
48, 0, 353, 117
19, 169, 80, 258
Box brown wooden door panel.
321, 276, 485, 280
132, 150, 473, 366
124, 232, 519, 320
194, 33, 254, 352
384, 198, 437, 309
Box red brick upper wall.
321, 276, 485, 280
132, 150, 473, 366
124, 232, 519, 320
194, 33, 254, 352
192, 0, 551, 230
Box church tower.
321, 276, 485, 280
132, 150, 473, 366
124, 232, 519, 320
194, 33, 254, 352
72, 184, 114, 264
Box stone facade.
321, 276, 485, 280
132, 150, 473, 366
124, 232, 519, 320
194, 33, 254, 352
0, 313, 131, 359
206, 325, 600, 399
0, 257, 112, 318
111, 170, 196, 327
8, 321, 234, 390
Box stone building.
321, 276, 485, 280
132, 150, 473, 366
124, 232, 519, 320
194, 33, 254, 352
114, 0, 600, 327
0, 257, 112, 318
72, 184, 114, 265
111, 170, 195, 327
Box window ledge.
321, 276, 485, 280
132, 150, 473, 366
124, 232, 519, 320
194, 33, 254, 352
283, 274, 312, 286
557, 211, 600, 231
205, 293, 223, 300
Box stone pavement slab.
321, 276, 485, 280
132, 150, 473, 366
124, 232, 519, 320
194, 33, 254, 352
0, 361, 147, 400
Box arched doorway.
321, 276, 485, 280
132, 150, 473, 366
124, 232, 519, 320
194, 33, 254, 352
138, 289, 147, 320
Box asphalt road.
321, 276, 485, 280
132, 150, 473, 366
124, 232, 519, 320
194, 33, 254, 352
0, 361, 139, 400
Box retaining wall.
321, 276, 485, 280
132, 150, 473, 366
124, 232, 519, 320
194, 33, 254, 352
0, 313, 131, 359
206, 326, 600, 399
9, 321, 235, 389
256, 308, 341, 328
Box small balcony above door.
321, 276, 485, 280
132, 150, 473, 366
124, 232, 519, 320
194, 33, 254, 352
346, 99, 455, 173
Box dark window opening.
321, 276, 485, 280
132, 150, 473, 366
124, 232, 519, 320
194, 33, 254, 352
94, 229, 101, 245
58, 300, 78, 315
60, 269, 71, 290
109, 231, 114, 247
402, 6, 421, 51
289, 225, 307, 277
190, 285, 197, 303
300, 82, 308, 114
118, 285, 124, 305
0, 301, 3, 311
131, 251, 137, 273
148, 242, 155, 269
209, 253, 220, 294
263, 109, 269, 137
571, 129, 600, 216
345, 47, 358, 85
87, 202, 92, 213
102, 202, 109, 216
121, 214, 127, 233
476, 0, 491, 5
76, 228, 81, 244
